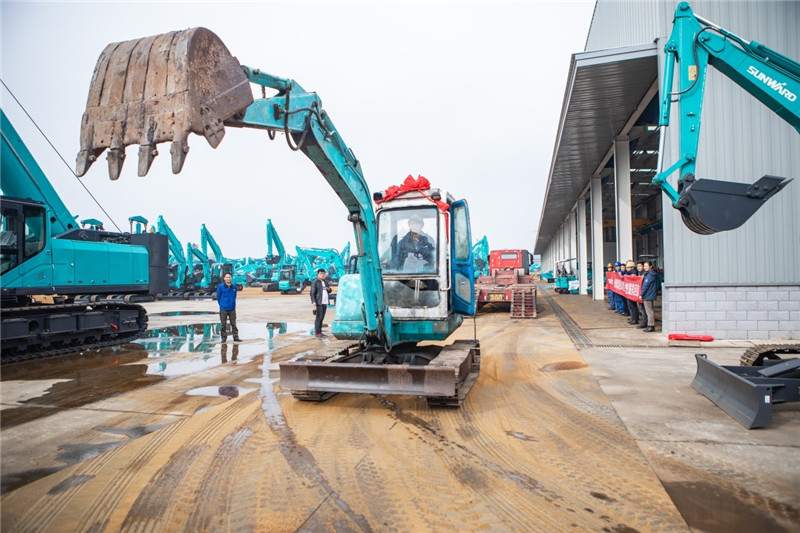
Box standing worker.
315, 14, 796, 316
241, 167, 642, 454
217, 272, 241, 342
311, 268, 331, 338
625, 260, 639, 325
635, 261, 648, 328
605, 263, 615, 310
641, 261, 659, 332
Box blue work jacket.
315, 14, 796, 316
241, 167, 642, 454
217, 282, 238, 311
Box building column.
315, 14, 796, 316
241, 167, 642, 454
577, 197, 588, 295
569, 210, 577, 273
590, 175, 604, 300
614, 136, 633, 261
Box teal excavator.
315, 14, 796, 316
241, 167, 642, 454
655, 2, 798, 234
656, 3, 800, 428
75, 28, 479, 405
1, 110, 169, 361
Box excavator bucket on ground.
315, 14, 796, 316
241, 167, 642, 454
677, 174, 793, 235
76, 28, 254, 180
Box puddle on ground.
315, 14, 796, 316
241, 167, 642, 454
1, 423, 168, 495
506, 431, 537, 442
540, 361, 587, 372
185, 385, 256, 399
663, 481, 796, 533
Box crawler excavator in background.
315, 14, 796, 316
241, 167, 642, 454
657, 2, 800, 428
75, 28, 479, 406
1, 110, 168, 361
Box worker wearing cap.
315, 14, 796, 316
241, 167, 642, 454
624, 260, 639, 325
391, 212, 436, 272
614, 262, 626, 314
605, 263, 616, 310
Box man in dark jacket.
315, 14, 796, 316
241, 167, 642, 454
310, 268, 331, 337
216, 272, 240, 342
640, 261, 659, 332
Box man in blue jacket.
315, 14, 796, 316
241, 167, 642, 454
217, 272, 241, 342
640, 261, 659, 332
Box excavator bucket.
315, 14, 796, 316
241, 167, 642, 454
677, 174, 792, 235
76, 27, 254, 180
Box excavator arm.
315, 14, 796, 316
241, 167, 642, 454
76, 28, 392, 347
655, 2, 798, 234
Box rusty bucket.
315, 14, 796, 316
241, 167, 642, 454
76, 27, 254, 180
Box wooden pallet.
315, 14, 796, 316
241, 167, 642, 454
510, 286, 537, 318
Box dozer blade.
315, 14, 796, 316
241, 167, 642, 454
280, 340, 480, 406
677, 174, 792, 235
691, 353, 777, 429
76, 27, 254, 180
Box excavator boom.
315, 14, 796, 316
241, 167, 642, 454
655, 2, 798, 234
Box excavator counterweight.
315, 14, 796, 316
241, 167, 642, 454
76, 28, 253, 180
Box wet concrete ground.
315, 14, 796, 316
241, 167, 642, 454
1, 287, 798, 531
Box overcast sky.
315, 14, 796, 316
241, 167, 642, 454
1, 1, 595, 259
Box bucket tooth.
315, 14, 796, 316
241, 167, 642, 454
170, 140, 190, 174
76, 147, 103, 177
137, 144, 158, 176
106, 148, 125, 181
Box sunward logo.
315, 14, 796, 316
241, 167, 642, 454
747, 65, 797, 102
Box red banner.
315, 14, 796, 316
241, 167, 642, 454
605, 272, 643, 302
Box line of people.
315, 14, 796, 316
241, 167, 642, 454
605, 260, 659, 332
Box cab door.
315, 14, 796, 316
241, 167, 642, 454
450, 199, 475, 315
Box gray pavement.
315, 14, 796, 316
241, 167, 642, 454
540, 287, 799, 532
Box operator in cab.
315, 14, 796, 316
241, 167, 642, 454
391, 212, 436, 273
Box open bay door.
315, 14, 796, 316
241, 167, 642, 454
450, 200, 475, 316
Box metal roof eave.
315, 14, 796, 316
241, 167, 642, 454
534, 43, 658, 255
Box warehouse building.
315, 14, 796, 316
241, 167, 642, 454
535, 0, 799, 340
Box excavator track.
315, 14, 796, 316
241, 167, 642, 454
739, 343, 800, 366
1, 302, 148, 363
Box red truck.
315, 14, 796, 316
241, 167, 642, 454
475, 249, 537, 318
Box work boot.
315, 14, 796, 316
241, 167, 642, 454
644, 326, 655, 332
221, 337, 227, 343
637, 323, 647, 329
233, 336, 241, 342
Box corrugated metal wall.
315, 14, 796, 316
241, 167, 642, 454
588, 0, 800, 285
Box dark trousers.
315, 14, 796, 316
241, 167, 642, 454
315, 304, 327, 335
628, 298, 639, 323
220, 309, 238, 339
637, 302, 646, 324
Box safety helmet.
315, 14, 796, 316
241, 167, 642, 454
613, 261, 622, 267
625, 261, 635, 268
606, 263, 613, 268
